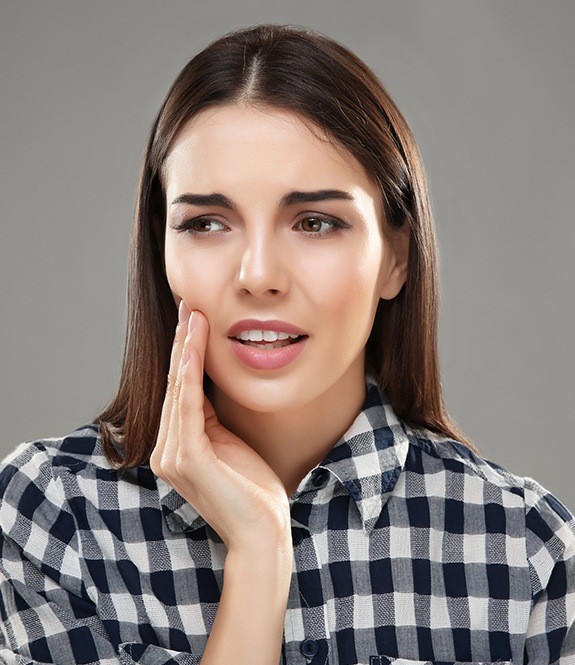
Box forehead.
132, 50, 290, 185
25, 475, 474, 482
162, 103, 379, 200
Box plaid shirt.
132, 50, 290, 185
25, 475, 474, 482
1, 372, 574, 665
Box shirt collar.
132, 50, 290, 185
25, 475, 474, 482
156, 370, 410, 536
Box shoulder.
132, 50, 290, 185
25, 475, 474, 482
0, 424, 103, 519
402, 424, 575, 563
0, 425, 100, 562
0, 426, 157, 547
0, 424, 111, 499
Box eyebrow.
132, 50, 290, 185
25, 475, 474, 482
170, 189, 354, 209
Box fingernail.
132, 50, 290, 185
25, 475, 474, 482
181, 347, 190, 366
178, 300, 190, 324
188, 310, 198, 335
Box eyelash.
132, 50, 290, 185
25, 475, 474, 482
173, 215, 350, 239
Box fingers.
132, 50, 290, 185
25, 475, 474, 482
150, 297, 212, 492
177, 310, 211, 461
149, 300, 190, 472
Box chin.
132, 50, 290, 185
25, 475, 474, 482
207, 369, 314, 413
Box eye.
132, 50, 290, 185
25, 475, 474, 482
296, 216, 349, 238
173, 217, 227, 235
173, 214, 350, 237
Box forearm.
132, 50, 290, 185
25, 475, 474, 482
200, 540, 293, 665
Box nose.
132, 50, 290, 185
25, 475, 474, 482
234, 229, 290, 297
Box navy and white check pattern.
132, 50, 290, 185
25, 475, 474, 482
1, 371, 574, 664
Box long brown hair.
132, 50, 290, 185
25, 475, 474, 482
94, 23, 476, 468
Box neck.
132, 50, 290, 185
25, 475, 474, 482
208, 365, 367, 497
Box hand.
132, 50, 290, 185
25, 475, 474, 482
150, 301, 291, 553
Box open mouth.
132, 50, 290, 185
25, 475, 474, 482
230, 335, 308, 350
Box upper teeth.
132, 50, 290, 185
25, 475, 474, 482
234, 330, 301, 342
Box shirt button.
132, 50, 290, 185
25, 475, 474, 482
300, 639, 319, 657
312, 468, 329, 487
291, 526, 303, 546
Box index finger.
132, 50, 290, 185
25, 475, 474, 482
175, 309, 212, 462
150, 300, 190, 465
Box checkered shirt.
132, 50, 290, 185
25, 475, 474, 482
1, 372, 574, 665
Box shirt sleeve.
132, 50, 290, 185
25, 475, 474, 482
523, 479, 575, 664
0, 441, 203, 665
0, 440, 123, 664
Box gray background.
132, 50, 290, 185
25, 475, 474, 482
1, 1, 573, 509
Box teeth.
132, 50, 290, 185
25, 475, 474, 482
244, 340, 293, 350
234, 330, 300, 342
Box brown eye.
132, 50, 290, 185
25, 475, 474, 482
175, 217, 227, 235
300, 217, 323, 233
193, 219, 211, 232
297, 216, 348, 238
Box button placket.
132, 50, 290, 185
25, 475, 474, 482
287, 478, 330, 664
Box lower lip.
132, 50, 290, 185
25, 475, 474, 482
228, 336, 309, 370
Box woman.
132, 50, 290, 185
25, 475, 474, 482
1, 23, 573, 665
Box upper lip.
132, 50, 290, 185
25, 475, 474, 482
227, 319, 308, 338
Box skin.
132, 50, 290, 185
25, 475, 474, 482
153, 103, 409, 522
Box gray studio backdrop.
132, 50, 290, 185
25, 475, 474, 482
1, 1, 574, 509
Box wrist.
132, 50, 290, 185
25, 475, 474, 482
226, 519, 293, 557
225, 538, 293, 580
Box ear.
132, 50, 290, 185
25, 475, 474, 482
379, 222, 410, 300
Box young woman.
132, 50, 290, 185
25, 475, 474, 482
1, 23, 573, 665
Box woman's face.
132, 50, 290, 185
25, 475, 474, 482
162, 103, 407, 413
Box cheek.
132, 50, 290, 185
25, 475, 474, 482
341, 235, 383, 289
164, 245, 219, 310
304, 246, 382, 329
165, 255, 190, 301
